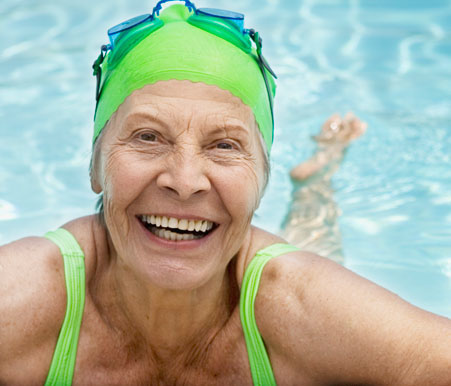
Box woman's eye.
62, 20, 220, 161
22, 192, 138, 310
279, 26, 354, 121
140, 132, 157, 142
216, 142, 233, 150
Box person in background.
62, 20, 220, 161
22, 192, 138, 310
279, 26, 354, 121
281, 112, 367, 263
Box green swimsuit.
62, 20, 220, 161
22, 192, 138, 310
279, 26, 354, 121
44, 228, 299, 386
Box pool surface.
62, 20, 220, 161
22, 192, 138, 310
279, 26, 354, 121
1, 0, 451, 317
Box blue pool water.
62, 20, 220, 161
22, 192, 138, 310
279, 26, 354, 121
1, 0, 450, 317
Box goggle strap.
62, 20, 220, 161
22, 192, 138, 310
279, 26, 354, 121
248, 29, 277, 79
92, 45, 109, 119
247, 29, 275, 140
258, 57, 275, 139
92, 47, 106, 76
259, 54, 277, 79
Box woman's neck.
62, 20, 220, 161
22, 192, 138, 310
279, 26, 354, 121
92, 252, 239, 360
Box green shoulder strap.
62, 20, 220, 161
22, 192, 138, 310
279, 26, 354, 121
239, 243, 300, 386
44, 228, 86, 386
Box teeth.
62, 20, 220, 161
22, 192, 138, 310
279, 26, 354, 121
168, 217, 178, 228
178, 219, 188, 230
150, 227, 201, 241
161, 216, 168, 227
141, 215, 214, 234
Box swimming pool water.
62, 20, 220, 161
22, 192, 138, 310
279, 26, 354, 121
1, 0, 451, 317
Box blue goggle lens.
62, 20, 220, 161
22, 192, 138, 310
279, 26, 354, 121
197, 8, 244, 32
108, 14, 152, 47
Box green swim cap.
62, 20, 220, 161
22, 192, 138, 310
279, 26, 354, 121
93, 4, 276, 151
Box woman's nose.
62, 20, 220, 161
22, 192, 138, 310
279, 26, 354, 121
156, 151, 211, 201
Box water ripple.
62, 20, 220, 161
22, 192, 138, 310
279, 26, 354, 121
0, 200, 17, 221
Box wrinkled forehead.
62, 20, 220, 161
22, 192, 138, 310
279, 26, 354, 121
105, 80, 259, 138
93, 80, 269, 191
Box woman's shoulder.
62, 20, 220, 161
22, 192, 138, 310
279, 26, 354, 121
238, 230, 338, 381
60, 214, 108, 278
235, 226, 285, 284
253, 245, 350, 343
249, 246, 347, 381
0, 215, 104, 380
0, 232, 68, 325
0, 233, 68, 379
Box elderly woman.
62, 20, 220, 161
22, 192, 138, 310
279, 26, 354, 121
1, 2, 450, 385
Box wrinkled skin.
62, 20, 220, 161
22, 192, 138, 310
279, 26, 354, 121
92, 80, 267, 291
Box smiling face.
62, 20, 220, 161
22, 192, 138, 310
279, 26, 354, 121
91, 80, 267, 290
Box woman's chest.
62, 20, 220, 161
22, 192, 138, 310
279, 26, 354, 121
72, 314, 254, 385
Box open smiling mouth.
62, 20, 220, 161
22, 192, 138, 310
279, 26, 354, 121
139, 215, 217, 242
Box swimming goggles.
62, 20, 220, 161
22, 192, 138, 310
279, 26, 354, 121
92, 0, 277, 129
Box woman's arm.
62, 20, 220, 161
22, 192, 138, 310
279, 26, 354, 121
257, 251, 451, 385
